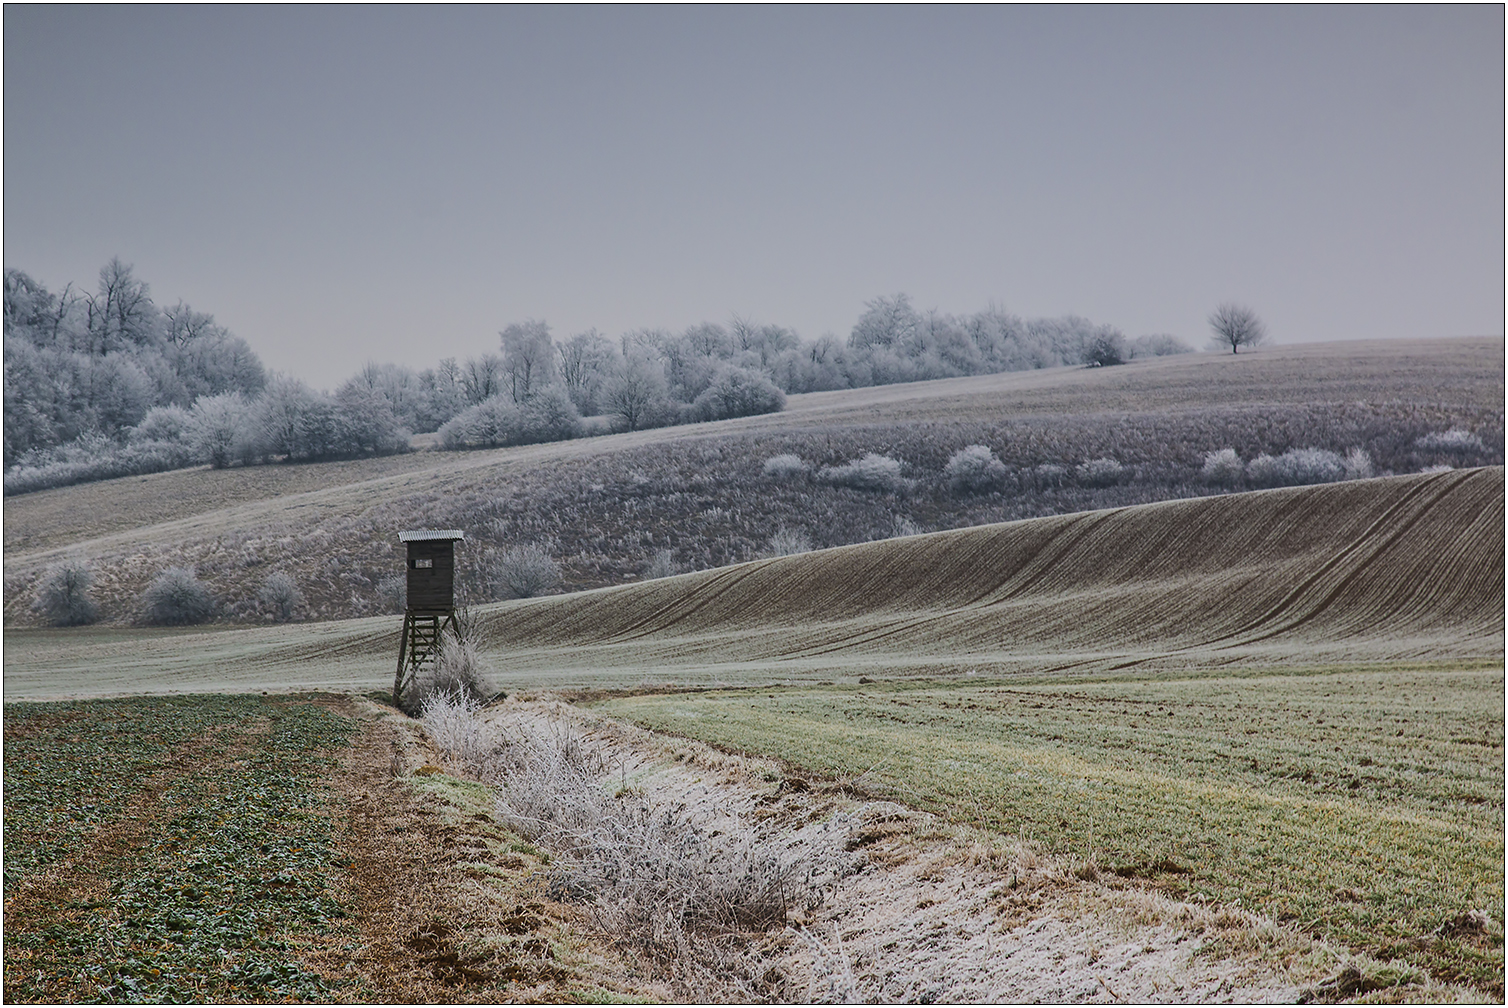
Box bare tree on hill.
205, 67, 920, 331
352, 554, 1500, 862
461, 353, 505, 405
500, 319, 557, 402
1208, 303, 1266, 354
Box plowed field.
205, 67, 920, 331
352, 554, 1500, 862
5, 336, 1501, 628
6, 467, 1501, 699
476, 465, 1504, 679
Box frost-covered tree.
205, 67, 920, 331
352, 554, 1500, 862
189, 393, 253, 468
460, 353, 505, 405
129, 404, 193, 445
603, 352, 671, 432
1208, 303, 1266, 354
692, 365, 785, 421
942, 445, 1008, 495
258, 571, 304, 622
415, 358, 467, 431
499, 319, 557, 402
1201, 448, 1243, 486
849, 294, 920, 351
339, 362, 424, 432
4, 262, 267, 471
31, 559, 99, 626
556, 330, 618, 414
492, 544, 561, 599
254, 374, 334, 460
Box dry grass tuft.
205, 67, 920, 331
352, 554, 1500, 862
417, 700, 860, 999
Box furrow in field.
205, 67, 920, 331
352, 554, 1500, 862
5, 468, 1498, 700
1204, 471, 1462, 648
477, 468, 1504, 669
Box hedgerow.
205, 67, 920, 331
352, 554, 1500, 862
6, 400, 1501, 627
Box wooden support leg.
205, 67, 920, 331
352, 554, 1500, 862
394, 612, 413, 709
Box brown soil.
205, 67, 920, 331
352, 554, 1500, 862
295, 697, 657, 1003
463, 466, 1507, 673
6, 467, 1500, 702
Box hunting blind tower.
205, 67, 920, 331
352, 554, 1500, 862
394, 529, 465, 708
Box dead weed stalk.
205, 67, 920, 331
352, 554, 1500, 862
417, 700, 859, 1000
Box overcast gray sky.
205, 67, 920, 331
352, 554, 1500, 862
5, 6, 1502, 389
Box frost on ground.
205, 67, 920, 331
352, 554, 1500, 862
420, 694, 1459, 1004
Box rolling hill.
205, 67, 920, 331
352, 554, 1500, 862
3, 337, 1502, 631
6, 466, 1500, 700
481, 465, 1504, 668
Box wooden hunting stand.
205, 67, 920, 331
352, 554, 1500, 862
393, 529, 465, 709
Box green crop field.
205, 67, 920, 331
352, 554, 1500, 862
593, 659, 1506, 995
3, 694, 357, 1003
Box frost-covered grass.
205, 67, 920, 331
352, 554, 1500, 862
419, 699, 854, 997
594, 660, 1506, 998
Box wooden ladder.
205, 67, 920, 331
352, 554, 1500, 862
394, 610, 457, 709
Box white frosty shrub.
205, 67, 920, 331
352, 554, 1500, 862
419, 681, 492, 766
886, 515, 922, 538
257, 571, 304, 622
1415, 429, 1485, 455
767, 527, 813, 557
1201, 448, 1244, 486
1076, 457, 1125, 487
1032, 463, 1068, 489
941, 445, 1007, 495
31, 560, 99, 626
493, 544, 561, 599
817, 453, 907, 493
1343, 447, 1375, 480
692, 365, 786, 420
479, 714, 856, 972
761, 454, 808, 481
141, 566, 215, 625
377, 575, 405, 613
644, 549, 680, 580
1245, 447, 1347, 488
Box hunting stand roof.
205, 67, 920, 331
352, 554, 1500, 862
398, 529, 466, 542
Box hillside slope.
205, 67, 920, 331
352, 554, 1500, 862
7, 337, 1501, 556
6, 467, 1500, 699
5, 338, 1503, 629
474, 466, 1503, 673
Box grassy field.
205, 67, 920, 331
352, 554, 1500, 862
591, 660, 1505, 995
2, 692, 649, 1003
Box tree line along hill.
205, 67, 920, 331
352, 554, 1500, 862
4, 259, 1194, 495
